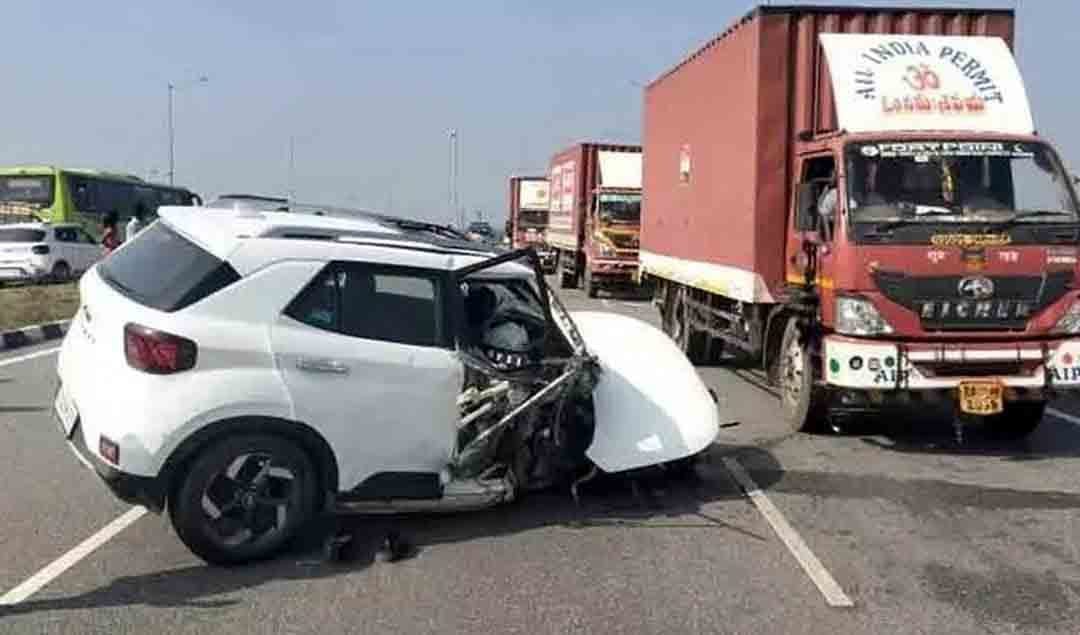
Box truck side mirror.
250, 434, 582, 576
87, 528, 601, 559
795, 182, 818, 232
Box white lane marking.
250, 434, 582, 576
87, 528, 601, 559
722, 457, 855, 608
0, 346, 60, 369
1046, 407, 1080, 427
0, 506, 147, 606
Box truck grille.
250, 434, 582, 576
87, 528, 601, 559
873, 270, 1071, 331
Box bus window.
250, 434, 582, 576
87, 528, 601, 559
0, 175, 55, 206
69, 177, 97, 214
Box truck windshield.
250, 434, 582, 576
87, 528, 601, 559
845, 141, 1077, 227
597, 192, 641, 224
0, 175, 54, 206
519, 209, 548, 227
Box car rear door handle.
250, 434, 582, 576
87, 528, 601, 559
296, 357, 350, 374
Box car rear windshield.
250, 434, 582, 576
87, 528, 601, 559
98, 222, 241, 312
0, 228, 45, 242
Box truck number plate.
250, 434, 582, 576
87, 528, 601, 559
958, 381, 1004, 416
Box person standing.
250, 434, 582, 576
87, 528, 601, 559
102, 211, 121, 255
126, 204, 148, 242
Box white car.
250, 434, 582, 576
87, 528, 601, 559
0, 222, 101, 283
54, 206, 721, 565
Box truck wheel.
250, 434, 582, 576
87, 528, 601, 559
672, 288, 708, 364
779, 317, 825, 433
584, 267, 598, 298
169, 434, 318, 566
559, 253, 577, 289
984, 402, 1045, 440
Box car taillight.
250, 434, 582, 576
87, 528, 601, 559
124, 323, 197, 374
31, 244, 49, 255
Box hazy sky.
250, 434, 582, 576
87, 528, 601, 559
2, 0, 1072, 225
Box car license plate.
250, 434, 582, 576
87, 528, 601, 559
54, 384, 78, 436
958, 381, 1004, 416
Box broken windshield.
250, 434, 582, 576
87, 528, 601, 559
845, 140, 1078, 227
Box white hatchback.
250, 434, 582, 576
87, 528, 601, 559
0, 222, 101, 283
55, 206, 721, 565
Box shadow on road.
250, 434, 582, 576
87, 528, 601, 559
0, 444, 782, 618
0, 405, 44, 414
842, 404, 1080, 462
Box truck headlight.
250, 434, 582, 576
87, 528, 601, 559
836, 296, 894, 336
1053, 299, 1080, 334
594, 239, 616, 257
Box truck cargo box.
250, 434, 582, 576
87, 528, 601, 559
548, 143, 642, 253
640, 4, 1015, 304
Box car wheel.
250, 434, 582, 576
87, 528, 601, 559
51, 261, 71, 283
983, 401, 1045, 441
779, 317, 825, 433
169, 434, 318, 566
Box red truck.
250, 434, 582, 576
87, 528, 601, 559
640, 5, 1080, 439
548, 143, 642, 297
508, 176, 556, 272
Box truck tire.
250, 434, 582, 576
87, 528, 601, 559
559, 253, 577, 289
984, 402, 1045, 440
778, 317, 825, 433
671, 287, 709, 364
584, 266, 598, 298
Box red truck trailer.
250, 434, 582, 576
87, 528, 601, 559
508, 176, 556, 272
548, 143, 642, 297
641, 5, 1080, 439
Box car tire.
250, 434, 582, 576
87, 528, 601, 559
779, 317, 825, 433
169, 434, 318, 566
984, 401, 1045, 441
584, 266, 598, 298
51, 262, 71, 283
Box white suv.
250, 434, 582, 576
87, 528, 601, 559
54, 206, 720, 565
0, 222, 101, 283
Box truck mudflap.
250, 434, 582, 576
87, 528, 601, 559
823, 336, 1080, 390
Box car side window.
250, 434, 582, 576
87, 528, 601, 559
284, 263, 444, 348
54, 227, 75, 242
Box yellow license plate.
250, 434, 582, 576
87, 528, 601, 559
958, 381, 1004, 416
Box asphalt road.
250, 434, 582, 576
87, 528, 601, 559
2, 287, 1080, 634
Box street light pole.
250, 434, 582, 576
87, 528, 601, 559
168, 82, 174, 185
167, 75, 208, 186
449, 129, 458, 227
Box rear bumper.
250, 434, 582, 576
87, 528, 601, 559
60, 416, 166, 513
0, 263, 47, 282
823, 335, 1080, 391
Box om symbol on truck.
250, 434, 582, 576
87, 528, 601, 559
902, 64, 941, 91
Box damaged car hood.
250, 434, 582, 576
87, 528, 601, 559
569, 311, 721, 473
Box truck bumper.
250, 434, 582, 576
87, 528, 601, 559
589, 259, 638, 284
823, 335, 1080, 392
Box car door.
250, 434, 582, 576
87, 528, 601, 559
269, 261, 463, 492
51, 227, 75, 270
75, 227, 101, 272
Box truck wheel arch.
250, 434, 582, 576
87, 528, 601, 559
159, 416, 339, 513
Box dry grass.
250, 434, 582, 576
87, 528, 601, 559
0, 282, 80, 332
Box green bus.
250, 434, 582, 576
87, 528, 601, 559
0, 166, 201, 238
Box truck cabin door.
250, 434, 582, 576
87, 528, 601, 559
791, 154, 839, 288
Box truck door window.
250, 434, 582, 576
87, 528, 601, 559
802, 156, 837, 239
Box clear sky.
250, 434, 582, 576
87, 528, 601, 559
1, 0, 1072, 225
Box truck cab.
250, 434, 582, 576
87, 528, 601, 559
780, 33, 1080, 437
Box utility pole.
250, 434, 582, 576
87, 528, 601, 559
167, 75, 208, 186
449, 129, 459, 227
288, 135, 296, 205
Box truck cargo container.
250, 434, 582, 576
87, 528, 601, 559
548, 143, 642, 297
640, 4, 1080, 439
508, 176, 556, 272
